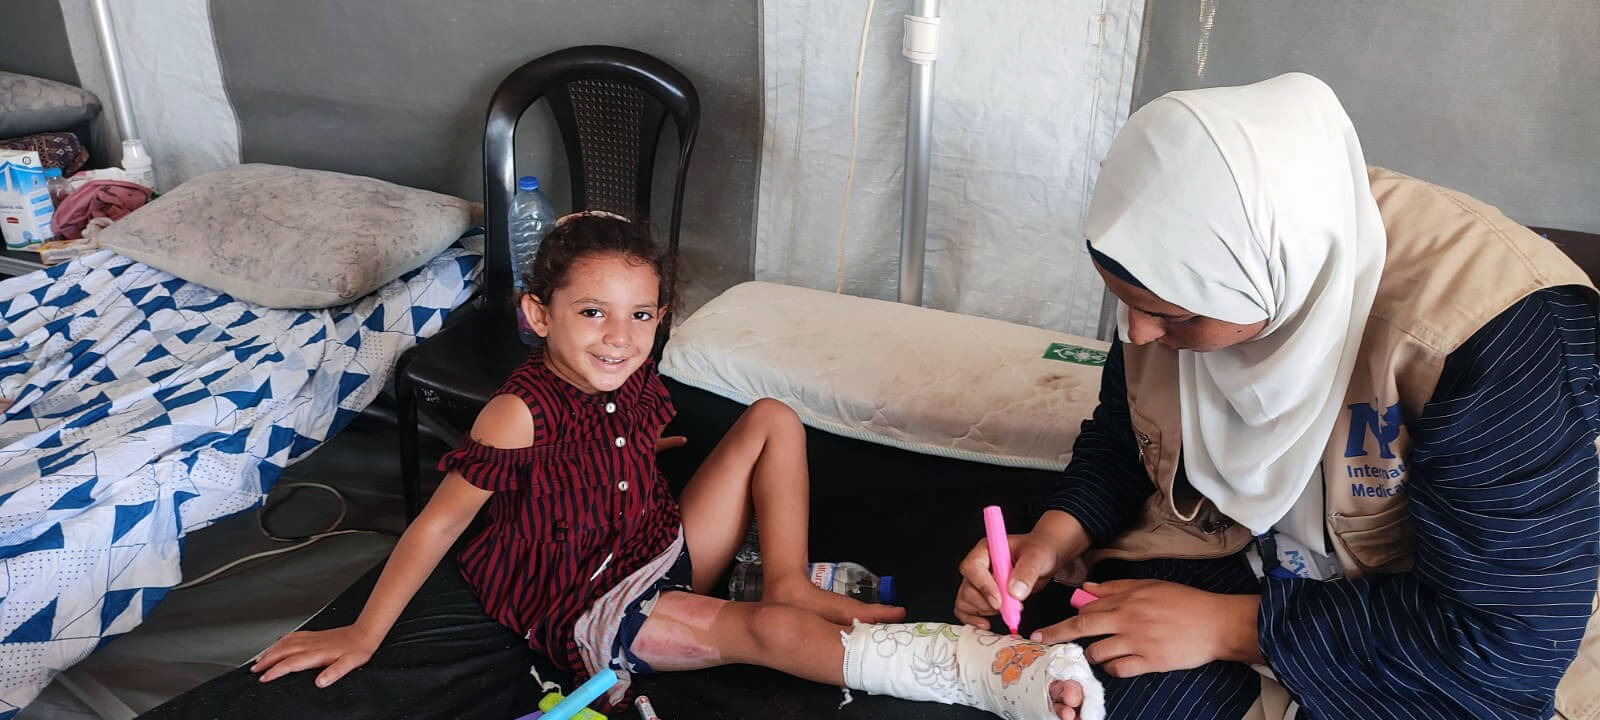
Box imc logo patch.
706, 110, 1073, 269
1345, 402, 1401, 459
1345, 401, 1407, 496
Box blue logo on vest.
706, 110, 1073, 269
1345, 402, 1401, 459
1345, 401, 1407, 497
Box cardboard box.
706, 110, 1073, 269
38, 236, 99, 265
0, 150, 57, 251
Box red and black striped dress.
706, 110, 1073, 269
438, 351, 680, 672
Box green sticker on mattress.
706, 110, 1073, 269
1042, 343, 1107, 366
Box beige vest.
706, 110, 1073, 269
1092, 167, 1600, 718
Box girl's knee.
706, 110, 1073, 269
746, 398, 801, 432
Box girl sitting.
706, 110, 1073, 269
252, 212, 1102, 720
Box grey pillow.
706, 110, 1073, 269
0, 72, 101, 138
96, 164, 480, 308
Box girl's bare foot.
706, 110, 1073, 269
764, 575, 906, 625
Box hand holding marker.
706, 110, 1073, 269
982, 505, 1022, 635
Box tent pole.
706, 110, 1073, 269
90, 0, 138, 140
898, 0, 940, 305
1097, 285, 1119, 341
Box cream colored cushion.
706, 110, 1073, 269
661, 281, 1107, 470
96, 164, 478, 308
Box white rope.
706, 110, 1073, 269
836, 0, 878, 294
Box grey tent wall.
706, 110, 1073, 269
1133, 0, 1600, 235
2, 2, 80, 86
208, 0, 760, 279
5, 2, 118, 168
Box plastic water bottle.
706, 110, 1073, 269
509, 176, 555, 344
120, 139, 156, 190
734, 520, 761, 564
728, 561, 895, 604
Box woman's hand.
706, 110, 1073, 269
252, 625, 381, 688
1032, 579, 1263, 677
955, 510, 1090, 628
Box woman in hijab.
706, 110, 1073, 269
955, 73, 1600, 719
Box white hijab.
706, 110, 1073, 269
1086, 73, 1386, 538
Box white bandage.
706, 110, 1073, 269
842, 622, 1105, 720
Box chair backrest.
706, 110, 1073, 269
1532, 227, 1600, 286
482, 46, 700, 315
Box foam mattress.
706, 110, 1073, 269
661, 282, 1108, 470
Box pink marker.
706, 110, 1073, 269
1070, 588, 1099, 609
982, 505, 1022, 635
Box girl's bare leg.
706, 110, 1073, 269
677, 398, 903, 624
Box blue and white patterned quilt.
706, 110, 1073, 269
0, 236, 482, 715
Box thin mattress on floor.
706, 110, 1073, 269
0, 234, 482, 715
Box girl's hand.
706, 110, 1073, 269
252, 625, 381, 688
655, 434, 687, 453
1031, 579, 1263, 677
655, 422, 686, 453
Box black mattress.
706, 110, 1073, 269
143, 379, 1081, 719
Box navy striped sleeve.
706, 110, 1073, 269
1259, 286, 1600, 719
1037, 339, 1155, 542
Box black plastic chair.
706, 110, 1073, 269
1532, 226, 1600, 286
395, 46, 699, 519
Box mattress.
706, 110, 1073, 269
0, 235, 481, 715
660, 281, 1108, 471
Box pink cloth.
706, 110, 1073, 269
53, 180, 153, 239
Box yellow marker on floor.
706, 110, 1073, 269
537, 692, 607, 720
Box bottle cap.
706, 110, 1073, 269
121, 139, 150, 161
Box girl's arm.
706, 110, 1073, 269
349, 472, 491, 646
253, 394, 534, 687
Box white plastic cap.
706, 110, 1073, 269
121, 139, 150, 162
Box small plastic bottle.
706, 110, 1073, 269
734, 519, 761, 564
47, 176, 72, 208
120, 139, 155, 190
728, 561, 895, 604
508, 176, 555, 344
